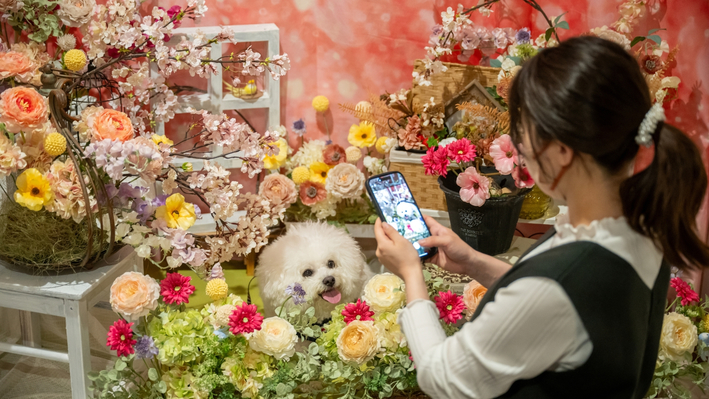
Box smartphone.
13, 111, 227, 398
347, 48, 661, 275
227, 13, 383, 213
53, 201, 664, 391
366, 171, 437, 259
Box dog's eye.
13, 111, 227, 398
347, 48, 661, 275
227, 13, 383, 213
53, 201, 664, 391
302, 269, 313, 277
327, 260, 336, 269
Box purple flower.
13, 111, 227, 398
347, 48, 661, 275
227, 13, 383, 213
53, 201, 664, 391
134, 336, 159, 359
515, 27, 531, 44
292, 119, 306, 136
285, 283, 307, 305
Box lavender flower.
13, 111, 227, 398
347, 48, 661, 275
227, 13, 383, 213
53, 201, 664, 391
515, 27, 531, 44
285, 283, 307, 305
292, 119, 306, 136
134, 336, 159, 359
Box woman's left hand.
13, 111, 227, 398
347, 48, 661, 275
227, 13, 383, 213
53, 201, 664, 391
374, 218, 421, 281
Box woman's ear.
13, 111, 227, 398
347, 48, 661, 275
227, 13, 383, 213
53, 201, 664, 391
548, 141, 574, 168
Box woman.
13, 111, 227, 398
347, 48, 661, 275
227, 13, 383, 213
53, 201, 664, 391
373, 36, 709, 399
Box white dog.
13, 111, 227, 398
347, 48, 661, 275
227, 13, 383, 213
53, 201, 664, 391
256, 222, 373, 321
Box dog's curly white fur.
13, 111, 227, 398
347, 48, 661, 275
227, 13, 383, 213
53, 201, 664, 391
256, 222, 373, 321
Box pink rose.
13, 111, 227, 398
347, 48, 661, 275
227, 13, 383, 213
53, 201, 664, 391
489, 134, 517, 175
0, 51, 33, 82
89, 109, 135, 142
109, 272, 160, 320
259, 173, 297, 206
457, 167, 490, 206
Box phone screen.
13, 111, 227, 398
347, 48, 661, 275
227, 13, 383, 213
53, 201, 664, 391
367, 173, 433, 257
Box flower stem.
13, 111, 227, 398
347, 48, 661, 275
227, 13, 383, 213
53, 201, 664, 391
277, 295, 294, 318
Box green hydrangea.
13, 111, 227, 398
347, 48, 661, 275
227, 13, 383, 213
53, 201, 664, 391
516, 43, 538, 60
148, 309, 211, 366
222, 349, 276, 397
162, 367, 208, 399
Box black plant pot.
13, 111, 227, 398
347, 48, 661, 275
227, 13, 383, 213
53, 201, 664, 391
438, 169, 531, 256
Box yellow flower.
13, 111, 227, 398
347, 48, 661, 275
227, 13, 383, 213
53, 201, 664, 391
309, 162, 331, 184
312, 95, 330, 113
362, 273, 406, 313
155, 193, 197, 230
345, 146, 362, 163
206, 279, 229, 301
151, 134, 174, 146
348, 122, 377, 148
291, 166, 311, 184
64, 49, 87, 72
659, 312, 698, 362
337, 320, 381, 365
375, 136, 389, 154
181, 162, 193, 172
263, 138, 289, 170
44, 132, 67, 156
14, 168, 53, 211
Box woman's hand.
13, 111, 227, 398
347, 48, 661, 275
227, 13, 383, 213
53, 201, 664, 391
373, 218, 422, 281
417, 216, 477, 276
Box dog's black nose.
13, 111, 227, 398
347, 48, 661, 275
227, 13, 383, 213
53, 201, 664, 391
323, 276, 336, 287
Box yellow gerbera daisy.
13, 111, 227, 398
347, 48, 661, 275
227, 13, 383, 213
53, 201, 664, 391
14, 168, 53, 211
348, 122, 377, 148
263, 138, 289, 170
309, 162, 331, 184
155, 193, 197, 230
151, 134, 174, 146
291, 166, 311, 184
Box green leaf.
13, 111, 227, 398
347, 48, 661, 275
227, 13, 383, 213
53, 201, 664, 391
107, 369, 118, 380
156, 380, 167, 394
553, 13, 567, 25
114, 359, 127, 371
556, 21, 569, 30
648, 28, 664, 34
489, 58, 502, 68
545, 28, 553, 42
647, 34, 662, 45
426, 136, 438, 148
508, 56, 521, 65
148, 368, 159, 381
630, 36, 646, 47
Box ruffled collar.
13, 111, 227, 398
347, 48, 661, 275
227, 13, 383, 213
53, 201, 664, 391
553, 213, 631, 241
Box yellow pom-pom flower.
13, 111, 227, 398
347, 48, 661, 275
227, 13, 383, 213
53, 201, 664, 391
263, 138, 289, 170
206, 278, 229, 301
309, 162, 331, 184
155, 193, 196, 230
345, 146, 362, 163
348, 122, 377, 148
64, 49, 87, 72
44, 132, 67, 156
14, 168, 53, 211
312, 95, 330, 113
291, 166, 311, 184
151, 134, 174, 146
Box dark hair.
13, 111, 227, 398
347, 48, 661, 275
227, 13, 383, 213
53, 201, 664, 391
508, 35, 709, 271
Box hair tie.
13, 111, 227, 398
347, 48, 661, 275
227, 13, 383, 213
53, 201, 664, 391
636, 103, 665, 147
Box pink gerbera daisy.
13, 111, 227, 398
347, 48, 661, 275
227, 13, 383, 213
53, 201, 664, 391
107, 319, 136, 357
457, 167, 491, 206
435, 290, 466, 324
489, 134, 517, 175
228, 302, 264, 335
422, 147, 450, 177
342, 299, 375, 324
670, 277, 700, 306
160, 272, 195, 305
446, 139, 477, 164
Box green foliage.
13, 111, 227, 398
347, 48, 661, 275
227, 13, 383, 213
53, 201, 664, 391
89, 356, 166, 398
285, 194, 377, 225
6, 0, 63, 43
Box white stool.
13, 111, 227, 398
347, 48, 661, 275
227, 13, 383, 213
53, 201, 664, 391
0, 247, 141, 399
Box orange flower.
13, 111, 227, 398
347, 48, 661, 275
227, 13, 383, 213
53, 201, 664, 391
463, 280, 488, 318
90, 109, 134, 142
299, 181, 327, 206
0, 87, 48, 133
0, 51, 33, 81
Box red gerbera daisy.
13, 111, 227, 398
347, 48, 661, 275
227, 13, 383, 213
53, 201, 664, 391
422, 147, 450, 177
435, 290, 465, 324
342, 299, 375, 324
229, 302, 264, 335
670, 277, 700, 306
107, 319, 136, 357
446, 139, 477, 164
160, 272, 195, 305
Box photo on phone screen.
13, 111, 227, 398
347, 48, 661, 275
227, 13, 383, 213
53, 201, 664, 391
367, 172, 434, 258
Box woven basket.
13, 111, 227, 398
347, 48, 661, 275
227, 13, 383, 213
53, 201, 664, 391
389, 149, 448, 211
411, 60, 500, 106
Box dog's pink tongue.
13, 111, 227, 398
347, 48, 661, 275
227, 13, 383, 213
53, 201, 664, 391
322, 289, 342, 304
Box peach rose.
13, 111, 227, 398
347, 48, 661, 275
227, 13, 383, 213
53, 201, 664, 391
89, 109, 135, 142
109, 271, 160, 320
0, 87, 48, 133
337, 320, 382, 365
259, 173, 297, 206
463, 280, 487, 318
0, 51, 34, 81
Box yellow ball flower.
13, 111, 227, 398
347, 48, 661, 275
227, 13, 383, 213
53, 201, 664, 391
151, 134, 174, 146
155, 193, 197, 230
64, 49, 87, 72
375, 136, 390, 154
44, 132, 67, 156
14, 168, 53, 211
206, 278, 229, 301
348, 122, 377, 148
263, 138, 289, 170
309, 162, 331, 184
312, 95, 330, 113
291, 166, 311, 184
345, 146, 362, 163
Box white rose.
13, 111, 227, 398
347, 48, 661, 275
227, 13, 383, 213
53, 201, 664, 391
325, 163, 365, 199
438, 137, 457, 148
56, 0, 95, 27
337, 320, 382, 364
362, 273, 406, 313
500, 57, 516, 72
248, 317, 298, 360
110, 272, 160, 320
659, 312, 698, 362
136, 245, 151, 258
590, 26, 631, 50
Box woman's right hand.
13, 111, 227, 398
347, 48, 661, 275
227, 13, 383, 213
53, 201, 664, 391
418, 216, 477, 276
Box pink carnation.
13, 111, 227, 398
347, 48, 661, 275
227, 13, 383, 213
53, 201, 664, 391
446, 138, 477, 163
435, 291, 465, 324
106, 319, 136, 357
342, 299, 375, 324
160, 272, 195, 305
670, 277, 700, 306
229, 302, 264, 335
489, 134, 517, 175
512, 164, 534, 188
457, 167, 491, 206
422, 147, 450, 177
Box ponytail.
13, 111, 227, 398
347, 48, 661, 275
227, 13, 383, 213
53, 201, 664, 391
620, 124, 709, 271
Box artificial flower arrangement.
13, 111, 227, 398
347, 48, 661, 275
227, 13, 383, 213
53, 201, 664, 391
263, 100, 397, 224
0, 0, 295, 274
647, 277, 709, 399
93, 266, 488, 398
